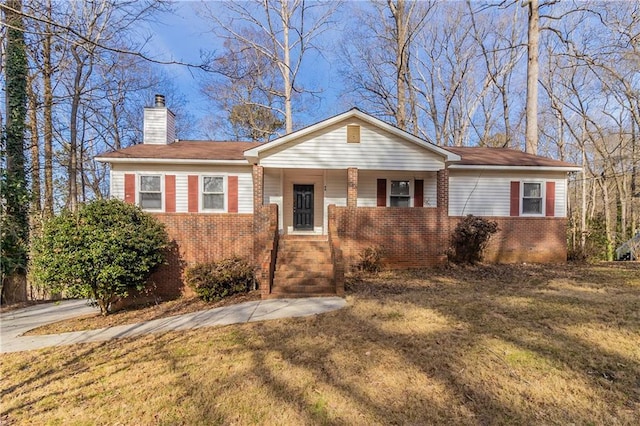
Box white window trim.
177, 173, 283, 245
520, 180, 545, 216
138, 174, 164, 212
201, 175, 227, 213
387, 179, 413, 207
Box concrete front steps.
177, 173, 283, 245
269, 236, 337, 298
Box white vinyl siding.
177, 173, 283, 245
237, 173, 253, 213
448, 170, 568, 217
110, 164, 253, 213
110, 170, 124, 200
143, 108, 175, 145
424, 173, 437, 207
325, 170, 347, 207
259, 118, 445, 171
357, 171, 379, 207
264, 168, 283, 230
324, 169, 348, 232
555, 179, 566, 217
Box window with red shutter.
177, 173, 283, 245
414, 179, 424, 207
165, 175, 176, 213
228, 176, 238, 213
510, 181, 520, 216
124, 174, 135, 204
377, 179, 387, 206
545, 181, 555, 217
188, 175, 198, 212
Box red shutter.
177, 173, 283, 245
165, 175, 176, 213
188, 175, 198, 213
545, 181, 556, 217
377, 179, 387, 207
228, 176, 238, 213
510, 181, 520, 216
414, 179, 424, 207
124, 174, 135, 204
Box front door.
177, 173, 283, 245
293, 184, 314, 230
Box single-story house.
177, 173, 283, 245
96, 96, 581, 299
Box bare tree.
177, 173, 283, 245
200, 0, 339, 134
468, 0, 525, 148
524, 0, 540, 154
341, 0, 433, 132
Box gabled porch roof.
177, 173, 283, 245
244, 108, 461, 164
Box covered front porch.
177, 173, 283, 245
257, 166, 441, 237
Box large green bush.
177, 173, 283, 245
448, 215, 498, 264
30, 199, 169, 315
185, 258, 255, 302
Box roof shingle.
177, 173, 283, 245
445, 147, 578, 168
97, 141, 261, 161
97, 140, 579, 169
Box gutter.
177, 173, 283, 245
94, 157, 250, 166
447, 165, 583, 172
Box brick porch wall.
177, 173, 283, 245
452, 216, 568, 263
330, 209, 568, 271
253, 204, 279, 296
148, 213, 254, 297
331, 206, 449, 270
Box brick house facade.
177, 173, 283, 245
97, 104, 581, 299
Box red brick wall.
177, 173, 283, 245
148, 213, 254, 297
253, 204, 279, 296
332, 207, 449, 270
454, 216, 568, 263
330, 207, 568, 271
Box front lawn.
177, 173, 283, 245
1, 263, 638, 424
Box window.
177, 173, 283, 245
390, 180, 410, 207
522, 182, 542, 214
202, 176, 224, 211
139, 175, 162, 209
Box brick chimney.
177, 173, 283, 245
143, 94, 176, 144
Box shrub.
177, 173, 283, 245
185, 257, 255, 302
30, 199, 169, 315
356, 246, 384, 273
449, 215, 498, 264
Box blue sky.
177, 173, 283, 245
145, 1, 345, 137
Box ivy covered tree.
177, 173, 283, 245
30, 200, 169, 315
1, 0, 30, 300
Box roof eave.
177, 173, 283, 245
94, 157, 250, 166
448, 164, 583, 172
244, 108, 460, 161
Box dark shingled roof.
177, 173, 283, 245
97, 141, 262, 161
98, 140, 579, 169
445, 147, 579, 168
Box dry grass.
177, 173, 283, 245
1, 262, 639, 425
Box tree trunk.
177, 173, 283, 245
389, 0, 408, 130
27, 75, 41, 214
581, 150, 587, 251
281, 0, 293, 134
597, 175, 615, 261
525, 0, 539, 154
68, 47, 84, 212
3, 0, 30, 277
43, 0, 54, 217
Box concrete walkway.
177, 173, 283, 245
0, 297, 347, 354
